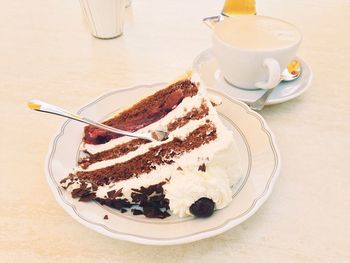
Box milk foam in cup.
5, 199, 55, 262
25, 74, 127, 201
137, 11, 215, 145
212, 15, 302, 90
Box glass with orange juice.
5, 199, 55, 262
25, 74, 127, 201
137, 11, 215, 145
222, 0, 256, 16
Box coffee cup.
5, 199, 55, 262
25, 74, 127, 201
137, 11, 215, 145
210, 15, 302, 90
80, 0, 126, 39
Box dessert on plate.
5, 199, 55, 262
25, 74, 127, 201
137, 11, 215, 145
60, 73, 242, 219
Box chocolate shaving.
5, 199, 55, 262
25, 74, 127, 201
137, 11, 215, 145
115, 188, 123, 197
60, 179, 75, 190
103, 215, 108, 220
62, 169, 174, 219
96, 198, 132, 210
91, 183, 98, 191
60, 178, 69, 184
107, 190, 116, 198
71, 188, 90, 198
132, 209, 143, 215
79, 193, 96, 202
198, 163, 206, 172
96, 182, 171, 219
143, 206, 171, 219
80, 181, 88, 190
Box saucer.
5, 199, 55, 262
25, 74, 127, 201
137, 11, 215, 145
192, 49, 312, 105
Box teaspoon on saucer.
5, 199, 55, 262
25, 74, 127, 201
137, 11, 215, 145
249, 59, 302, 111
27, 100, 168, 142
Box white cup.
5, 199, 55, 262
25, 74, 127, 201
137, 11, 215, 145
125, 0, 132, 8
80, 0, 126, 39
212, 15, 302, 90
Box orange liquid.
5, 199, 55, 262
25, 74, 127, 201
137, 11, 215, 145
222, 0, 256, 16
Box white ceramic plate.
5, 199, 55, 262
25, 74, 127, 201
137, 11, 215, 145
193, 49, 313, 105
46, 83, 281, 245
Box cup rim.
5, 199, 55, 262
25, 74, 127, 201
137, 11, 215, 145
213, 15, 303, 52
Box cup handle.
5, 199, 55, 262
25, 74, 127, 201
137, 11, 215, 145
202, 15, 221, 29
255, 58, 281, 89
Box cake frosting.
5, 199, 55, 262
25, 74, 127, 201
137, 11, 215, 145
60, 75, 242, 218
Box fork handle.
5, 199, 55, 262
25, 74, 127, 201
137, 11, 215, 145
28, 100, 154, 141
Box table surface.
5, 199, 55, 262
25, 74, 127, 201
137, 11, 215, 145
1, 0, 350, 262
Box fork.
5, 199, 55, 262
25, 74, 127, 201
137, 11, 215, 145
28, 100, 168, 142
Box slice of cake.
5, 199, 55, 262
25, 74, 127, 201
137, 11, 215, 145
60, 74, 242, 219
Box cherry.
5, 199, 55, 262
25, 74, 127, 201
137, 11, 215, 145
190, 197, 215, 218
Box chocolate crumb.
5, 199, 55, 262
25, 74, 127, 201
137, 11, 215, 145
115, 188, 123, 197
198, 163, 206, 172
65, 177, 172, 219
60, 178, 69, 184
95, 183, 171, 219
71, 188, 90, 198
107, 188, 123, 199
132, 209, 143, 215
107, 190, 116, 198
103, 215, 108, 220
177, 167, 183, 171
91, 183, 98, 191
79, 193, 96, 202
